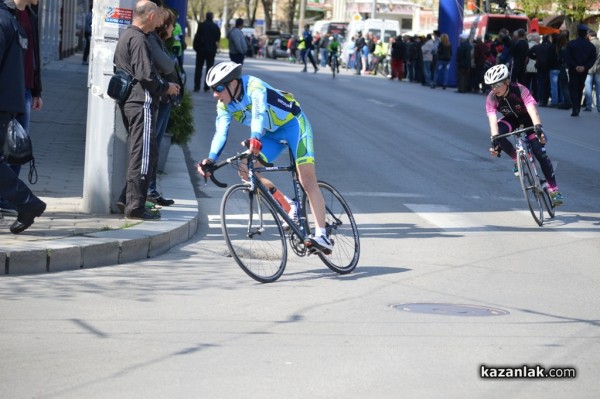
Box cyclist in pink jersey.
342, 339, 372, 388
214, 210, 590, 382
485, 64, 563, 206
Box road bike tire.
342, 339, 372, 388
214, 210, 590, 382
303, 181, 360, 274
221, 184, 287, 283
517, 154, 544, 226
332, 57, 337, 79
542, 186, 556, 219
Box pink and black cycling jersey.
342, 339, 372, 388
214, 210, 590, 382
486, 82, 537, 127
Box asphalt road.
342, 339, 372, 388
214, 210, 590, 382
1, 54, 599, 399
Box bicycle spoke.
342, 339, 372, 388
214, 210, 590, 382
305, 181, 360, 274
518, 155, 544, 226
221, 185, 287, 283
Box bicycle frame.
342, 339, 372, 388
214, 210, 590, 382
212, 141, 360, 282
245, 146, 311, 241
494, 126, 554, 226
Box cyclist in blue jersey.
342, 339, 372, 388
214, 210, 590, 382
197, 62, 333, 253
485, 64, 563, 206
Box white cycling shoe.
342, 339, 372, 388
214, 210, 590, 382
305, 234, 333, 255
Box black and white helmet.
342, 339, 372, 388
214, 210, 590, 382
205, 62, 242, 87
484, 64, 510, 85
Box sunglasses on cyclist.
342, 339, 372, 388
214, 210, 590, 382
211, 81, 230, 93
491, 81, 506, 89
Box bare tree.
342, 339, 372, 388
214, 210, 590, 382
285, 0, 298, 34
260, 0, 273, 30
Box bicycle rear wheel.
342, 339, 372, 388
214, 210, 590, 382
221, 184, 287, 283
517, 154, 544, 226
304, 181, 360, 274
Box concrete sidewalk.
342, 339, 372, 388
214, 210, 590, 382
0, 56, 199, 275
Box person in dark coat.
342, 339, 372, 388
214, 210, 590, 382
389, 35, 405, 80
529, 34, 553, 106
0, 0, 46, 233
510, 28, 529, 84
456, 34, 472, 93
193, 12, 221, 92
566, 24, 598, 116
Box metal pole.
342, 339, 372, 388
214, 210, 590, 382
371, 0, 376, 19
298, 0, 305, 34
82, 0, 135, 214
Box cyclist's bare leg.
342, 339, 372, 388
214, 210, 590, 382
296, 163, 326, 231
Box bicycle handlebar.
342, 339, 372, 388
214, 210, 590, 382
492, 126, 535, 141
199, 150, 273, 188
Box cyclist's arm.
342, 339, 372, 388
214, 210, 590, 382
488, 113, 500, 137
208, 103, 233, 161
526, 103, 542, 126
486, 96, 500, 137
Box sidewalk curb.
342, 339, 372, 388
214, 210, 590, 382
2, 145, 199, 275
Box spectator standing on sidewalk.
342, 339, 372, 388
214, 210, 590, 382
389, 35, 405, 81
227, 18, 247, 65
566, 24, 597, 116
0, 0, 46, 233
113, 0, 180, 220
319, 33, 329, 67
584, 30, 600, 112
353, 31, 365, 75
170, 12, 184, 68
146, 4, 178, 207
529, 34, 553, 106
525, 32, 540, 100
456, 33, 472, 93
510, 28, 529, 84
82, 4, 92, 65
472, 36, 487, 93
556, 33, 572, 110
193, 11, 220, 92
0, 0, 43, 212
433, 33, 452, 89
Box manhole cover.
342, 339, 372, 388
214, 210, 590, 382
393, 303, 509, 317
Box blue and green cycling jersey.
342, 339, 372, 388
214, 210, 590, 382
209, 75, 315, 165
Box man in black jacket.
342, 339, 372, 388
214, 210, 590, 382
528, 34, 553, 106
0, 0, 46, 234
566, 24, 597, 116
113, 0, 179, 220
193, 12, 220, 92
510, 29, 529, 84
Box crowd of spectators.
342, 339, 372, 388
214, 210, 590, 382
331, 26, 598, 114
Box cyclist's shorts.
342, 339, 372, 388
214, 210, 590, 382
260, 111, 315, 166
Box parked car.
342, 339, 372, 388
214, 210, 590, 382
265, 32, 291, 59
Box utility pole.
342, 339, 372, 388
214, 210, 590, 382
221, 0, 229, 38
82, 0, 134, 214
298, 0, 305, 34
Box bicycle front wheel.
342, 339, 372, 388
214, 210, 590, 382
517, 154, 544, 226
542, 186, 556, 219
332, 57, 337, 78
221, 184, 287, 283
304, 181, 360, 274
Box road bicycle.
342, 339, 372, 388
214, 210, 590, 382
330, 52, 340, 78
202, 142, 360, 283
493, 126, 555, 226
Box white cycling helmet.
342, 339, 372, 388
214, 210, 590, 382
205, 62, 242, 87
484, 64, 510, 85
